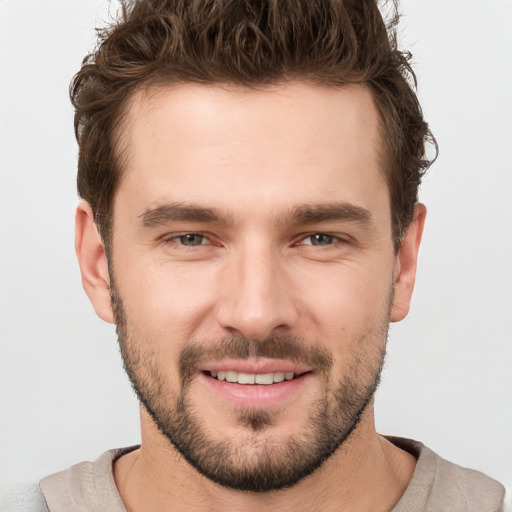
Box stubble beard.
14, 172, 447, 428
110, 281, 389, 492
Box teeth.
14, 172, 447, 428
225, 371, 238, 383
273, 372, 285, 383
211, 370, 297, 384
237, 372, 255, 384
255, 373, 274, 385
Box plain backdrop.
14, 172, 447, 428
0, 1, 511, 510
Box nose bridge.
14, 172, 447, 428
217, 238, 298, 340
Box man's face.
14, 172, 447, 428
106, 82, 402, 491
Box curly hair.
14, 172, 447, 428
71, 0, 436, 250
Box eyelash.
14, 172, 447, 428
162, 233, 211, 248
162, 232, 347, 249
299, 233, 339, 247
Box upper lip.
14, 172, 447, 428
200, 359, 312, 375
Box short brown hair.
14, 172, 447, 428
72, 0, 436, 250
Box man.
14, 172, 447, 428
39, 0, 505, 510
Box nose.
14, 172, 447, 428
216, 242, 300, 341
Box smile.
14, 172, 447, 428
209, 370, 297, 385
199, 365, 313, 407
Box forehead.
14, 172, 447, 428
115, 81, 388, 220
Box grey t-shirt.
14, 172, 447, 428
39, 437, 505, 511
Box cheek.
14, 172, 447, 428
117, 258, 222, 341
294, 262, 393, 344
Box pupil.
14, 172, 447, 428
312, 234, 332, 246
181, 234, 202, 246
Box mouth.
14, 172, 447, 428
197, 363, 313, 408
196, 359, 314, 408
205, 370, 308, 385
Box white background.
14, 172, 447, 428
0, 1, 511, 510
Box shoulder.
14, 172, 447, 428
389, 437, 505, 512
39, 446, 137, 512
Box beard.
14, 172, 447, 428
110, 280, 389, 493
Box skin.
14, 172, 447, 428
75, 82, 425, 511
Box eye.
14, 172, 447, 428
169, 233, 208, 247
301, 233, 337, 247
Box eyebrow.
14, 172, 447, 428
138, 201, 372, 228
282, 203, 372, 226
139, 202, 234, 228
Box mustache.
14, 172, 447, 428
178, 335, 333, 383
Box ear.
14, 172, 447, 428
75, 201, 115, 324
389, 203, 427, 323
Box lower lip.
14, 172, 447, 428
198, 372, 312, 408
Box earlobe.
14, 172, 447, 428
75, 201, 115, 324
389, 203, 427, 323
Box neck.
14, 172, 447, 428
114, 404, 416, 512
